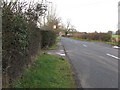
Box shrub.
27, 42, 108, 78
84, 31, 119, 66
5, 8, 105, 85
28, 23, 41, 57
2, 1, 57, 87
74, 33, 111, 42
99, 33, 111, 42
2, 0, 31, 83
41, 30, 57, 49
2, 2, 30, 87
2, 0, 56, 87
2, 1, 41, 87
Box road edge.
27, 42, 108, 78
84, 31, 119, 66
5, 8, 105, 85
61, 39, 82, 88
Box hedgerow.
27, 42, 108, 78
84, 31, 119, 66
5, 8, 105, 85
41, 30, 57, 49
2, 1, 56, 87
73, 33, 111, 42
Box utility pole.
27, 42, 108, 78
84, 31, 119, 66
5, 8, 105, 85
118, 1, 120, 30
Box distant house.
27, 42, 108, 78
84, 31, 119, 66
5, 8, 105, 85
59, 31, 65, 36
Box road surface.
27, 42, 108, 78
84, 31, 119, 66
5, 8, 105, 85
61, 37, 118, 88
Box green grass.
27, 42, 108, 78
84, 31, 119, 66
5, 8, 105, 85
13, 53, 75, 88
112, 35, 120, 38
105, 42, 119, 46
48, 44, 59, 50
68, 37, 119, 46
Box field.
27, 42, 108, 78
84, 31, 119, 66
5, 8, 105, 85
112, 35, 120, 38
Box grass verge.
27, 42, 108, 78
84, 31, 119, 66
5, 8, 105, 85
48, 44, 59, 50
68, 37, 119, 46
13, 53, 75, 88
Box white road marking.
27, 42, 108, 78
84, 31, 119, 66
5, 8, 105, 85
106, 53, 120, 60
83, 44, 87, 47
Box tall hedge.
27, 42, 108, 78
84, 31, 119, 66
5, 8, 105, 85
41, 30, 57, 49
2, 1, 56, 87
2, 3, 30, 87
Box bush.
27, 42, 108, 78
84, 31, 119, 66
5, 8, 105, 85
99, 33, 111, 42
2, 1, 57, 87
28, 23, 41, 57
2, 1, 42, 87
2, 2, 30, 87
74, 33, 111, 42
41, 30, 57, 49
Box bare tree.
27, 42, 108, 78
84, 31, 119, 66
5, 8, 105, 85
64, 20, 77, 36
41, 2, 61, 31
24, 0, 47, 27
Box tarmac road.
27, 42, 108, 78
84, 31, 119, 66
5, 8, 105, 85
61, 37, 118, 88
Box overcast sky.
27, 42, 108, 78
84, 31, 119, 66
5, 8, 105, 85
20, 0, 119, 32
47, 0, 119, 32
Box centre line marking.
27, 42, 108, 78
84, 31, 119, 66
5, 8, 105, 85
106, 53, 120, 60
83, 44, 87, 47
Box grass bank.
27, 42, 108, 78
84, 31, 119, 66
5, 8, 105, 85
13, 53, 75, 88
68, 37, 119, 46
